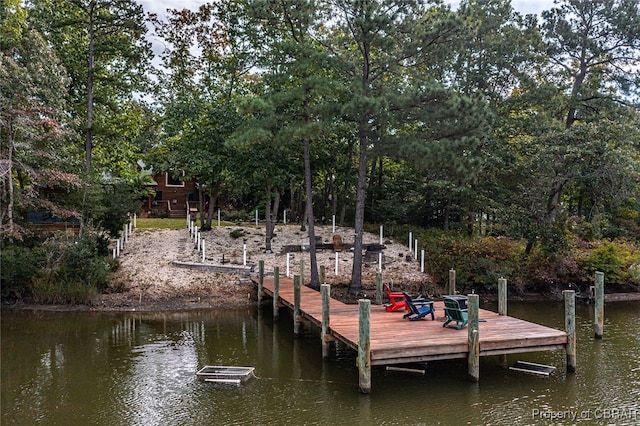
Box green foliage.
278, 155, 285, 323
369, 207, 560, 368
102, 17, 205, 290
385, 224, 640, 294
1, 229, 114, 304
30, 230, 113, 304
0, 243, 45, 300
83, 181, 141, 238
520, 249, 582, 293
229, 228, 246, 239
580, 239, 640, 286
224, 210, 253, 223
385, 225, 523, 292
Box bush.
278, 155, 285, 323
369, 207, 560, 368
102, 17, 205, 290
223, 210, 252, 223
580, 239, 640, 286
2, 229, 114, 305
229, 228, 246, 239
521, 249, 582, 293
31, 274, 98, 305
385, 226, 524, 293
0, 244, 46, 301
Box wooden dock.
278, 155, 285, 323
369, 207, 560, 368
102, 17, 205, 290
258, 276, 569, 388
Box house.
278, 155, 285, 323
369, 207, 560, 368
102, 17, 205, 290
143, 172, 200, 219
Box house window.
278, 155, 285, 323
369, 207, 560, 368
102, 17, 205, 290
166, 172, 185, 187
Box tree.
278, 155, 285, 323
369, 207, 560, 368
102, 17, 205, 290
1, 19, 79, 239
27, 0, 151, 175
150, 1, 256, 230
541, 0, 640, 224
241, 0, 335, 289
327, 1, 464, 293
438, 0, 544, 234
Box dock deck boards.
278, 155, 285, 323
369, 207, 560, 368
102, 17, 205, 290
260, 278, 568, 366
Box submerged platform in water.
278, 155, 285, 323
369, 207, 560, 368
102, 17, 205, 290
509, 360, 556, 376
196, 366, 255, 384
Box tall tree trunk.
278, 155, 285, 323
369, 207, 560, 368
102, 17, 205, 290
544, 59, 587, 224
289, 179, 296, 221
303, 129, 320, 289
5, 117, 15, 237
350, 125, 369, 294
198, 186, 205, 228
206, 194, 216, 229
85, 2, 96, 175
264, 186, 281, 253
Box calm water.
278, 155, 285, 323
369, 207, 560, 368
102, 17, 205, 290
1, 301, 639, 425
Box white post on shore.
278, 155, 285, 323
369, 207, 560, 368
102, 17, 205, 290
194, 226, 198, 245
255, 209, 258, 226
202, 239, 206, 263
409, 232, 412, 252
379, 225, 383, 245
186, 214, 190, 229
284, 209, 287, 225
414, 239, 418, 259
117, 239, 121, 257
217, 208, 221, 226
133, 213, 137, 229
335, 252, 339, 275
243, 241, 247, 266
378, 252, 382, 272
124, 225, 128, 244
421, 249, 425, 272
196, 232, 201, 252
113, 247, 116, 259
286, 253, 291, 277
129, 222, 132, 235
332, 215, 336, 234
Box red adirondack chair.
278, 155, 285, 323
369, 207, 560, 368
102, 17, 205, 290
384, 283, 409, 312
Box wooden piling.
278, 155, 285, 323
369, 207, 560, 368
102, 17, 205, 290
300, 259, 305, 287
497, 277, 508, 368
358, 299, 371, 394
273, 266, 280, 320
320, 265, 326, 285
375, 273, 383, 305
258, 260, 264, 305
564, 290, 576, 372
498, 277, 507, 316
321, 284, 330, 359
467, 294, 480, 382
594, 271, 604, 339
294, 275, 301, 337
449, 269, 456, 294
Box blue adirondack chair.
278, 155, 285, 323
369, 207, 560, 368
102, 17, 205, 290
402, 292, 435, 321
442, 296, 468, 329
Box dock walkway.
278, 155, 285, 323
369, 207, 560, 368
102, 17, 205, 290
259, 277, 568, 367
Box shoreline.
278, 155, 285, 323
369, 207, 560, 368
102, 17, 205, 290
4, 226, 639, 313
4, 288, 639, 314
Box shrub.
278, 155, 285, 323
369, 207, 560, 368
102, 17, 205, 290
580, 239, 640, 286
521, 249, 582, 293
229, 228, 246, 239
0, 244, 46, 301
20, 229, 114, 305
223, 210, 252, 223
